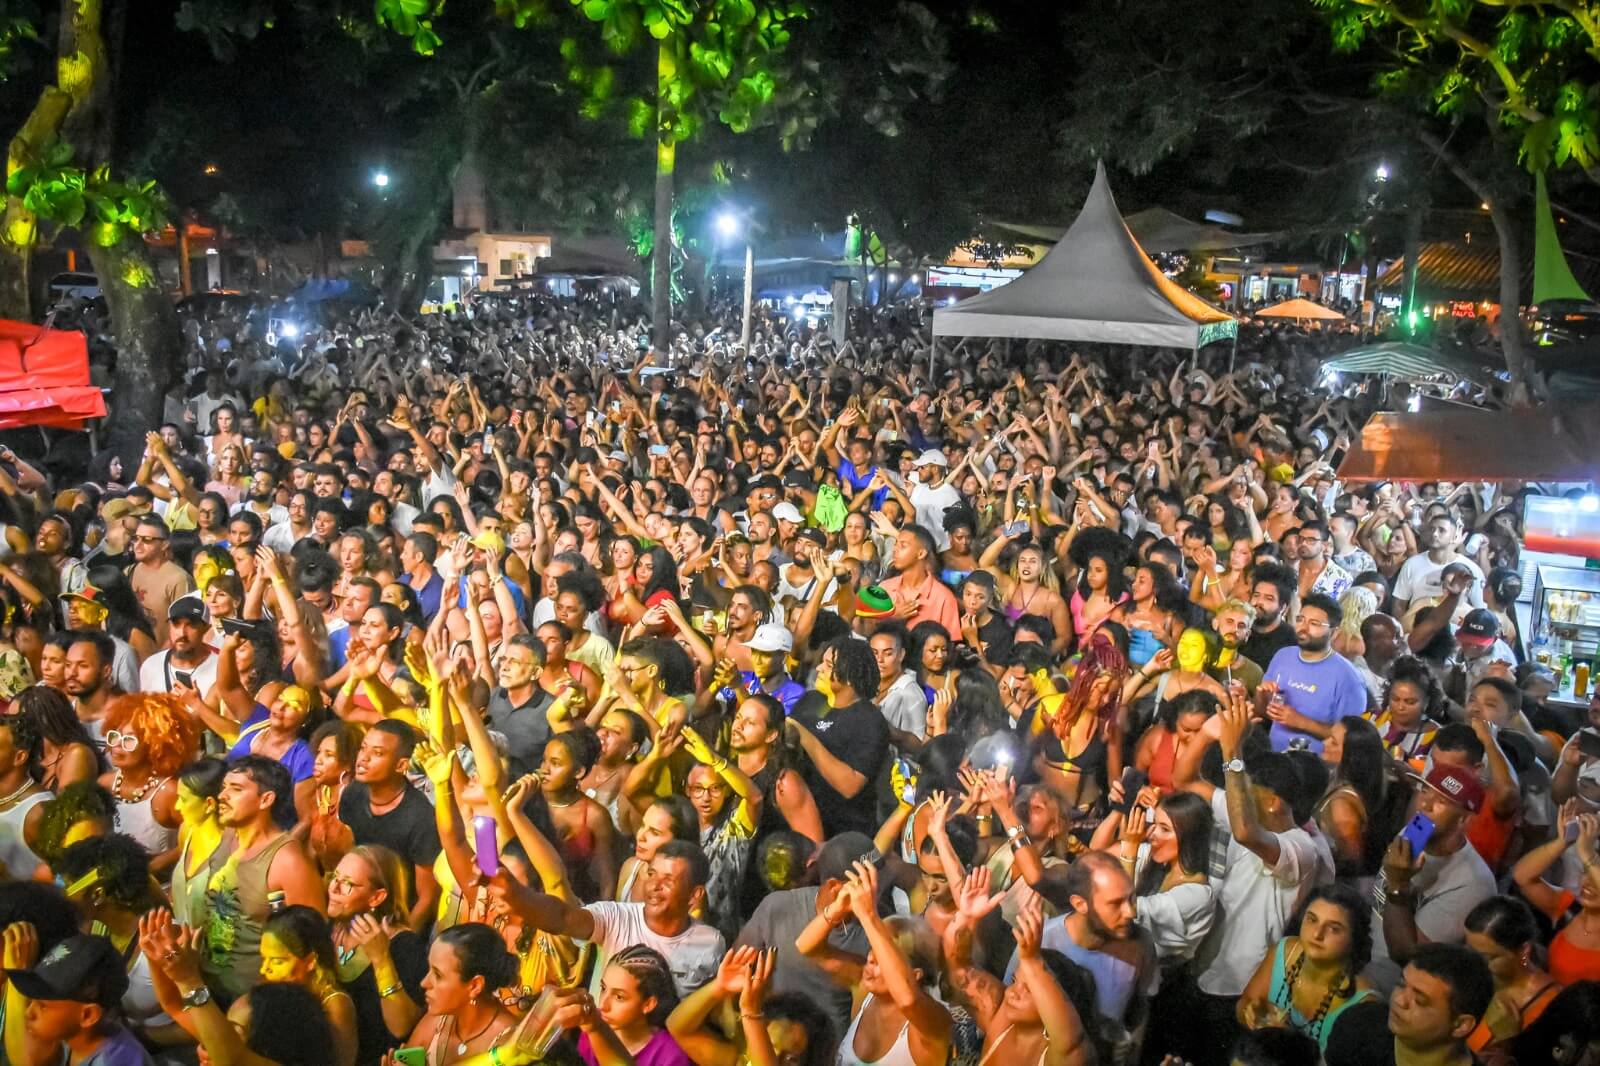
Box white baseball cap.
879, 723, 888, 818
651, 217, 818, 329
771, 502, 804, 524
915, 449, 948, 468
746, 622, 794, 653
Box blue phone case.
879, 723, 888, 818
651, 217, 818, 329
1399, 812, 1434, 857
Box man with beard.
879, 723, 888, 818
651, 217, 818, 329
126, 518, 193, 648
1294, 519, 1352, 601
138, 598, 218, 696
235, 469, 288, 528
728, 691, 822, 844
201, 755, 325, 1001
63, 632, 127, 751
1207, 599, 1264, 695
1258, 592, 1368, 754
1241, 562, 1298, 670
1005, 850, 1157, 1057
261, 490, 314, 554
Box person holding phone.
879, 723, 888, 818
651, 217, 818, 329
1511, 802, 1600, 986
1369, 762, 1496, 996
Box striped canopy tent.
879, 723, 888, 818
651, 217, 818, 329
1321, 342, 1500, 386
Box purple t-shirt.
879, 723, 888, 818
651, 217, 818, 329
1263, 647, 1368, 754
579, 1029, 692, 1066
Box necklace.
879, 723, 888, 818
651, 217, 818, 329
546, 792, 579, 808
1276, 948, 1348, 1040
112, 769, 164, 804
456, 1011, 496, 1055
0, 776, 34, 809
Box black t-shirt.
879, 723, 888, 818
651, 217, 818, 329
1241, 622, 1297, 672
338, 783, 442, 871
344, 928, 429, 1066
486, 685, 554, 778
790, 694, 889, 837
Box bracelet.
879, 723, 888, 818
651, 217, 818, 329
740, 1012, 766, 1021
379, 983, 402, 998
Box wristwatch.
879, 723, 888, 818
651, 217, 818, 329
179, 985, 212, 1011
1223, 757, 1246, 774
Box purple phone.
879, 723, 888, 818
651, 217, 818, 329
1399, 812, 1434, 857
474, 815, 500, 878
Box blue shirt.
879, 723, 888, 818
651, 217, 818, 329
1263, 647, 1369, 754
837, 458, 888, 509
414, 572, 444, 623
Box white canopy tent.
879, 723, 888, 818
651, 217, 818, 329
932, 162, 1237, 351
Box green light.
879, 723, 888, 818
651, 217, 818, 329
1406, 310, 1419, 331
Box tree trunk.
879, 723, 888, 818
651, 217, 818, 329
651, 40, 676, 354
86, 239, 180, 469
1418, 130, 1534, 404
2, 86, 75, 321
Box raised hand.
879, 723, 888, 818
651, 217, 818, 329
715, 945, 760, 997
955, 865, 1003, 922
1013, 892, 1045, 958
843, 860, 880, 920
740, 948, 775, 1017
1, 921, 37, 971
412, 737, 455, 787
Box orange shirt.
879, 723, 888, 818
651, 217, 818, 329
878, 572, 961, 636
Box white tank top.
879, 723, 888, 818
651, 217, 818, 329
114, 782, 177, 855
837, 994, 915, 1066
0, 791, 52, 879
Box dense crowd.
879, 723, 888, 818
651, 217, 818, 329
0, 293, 1593, 1066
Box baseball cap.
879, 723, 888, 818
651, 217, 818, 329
168, 595, 209, 625
1455, 608, 1499, 648
855, 585, 894, 619
7, 934, 129, 1008
915, 449, 948, 468
606, 450, 628, 464
59, 583, 105, 605
1416, 763, 1486, 814
747, 475, 782, 494
747, 622, 794, 654
815, 832, 875, 883
101, 498, 137, 523
771, 502, 804, 525
795, 526, 827, 546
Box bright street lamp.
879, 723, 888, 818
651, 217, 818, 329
373, 171, 391, 189
715, 212, 740, 239
1373, 163, 1390, 182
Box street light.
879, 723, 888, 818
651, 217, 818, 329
1373, 163, 1390, 182
373, 171, 391, 189
715, 212, 740, 239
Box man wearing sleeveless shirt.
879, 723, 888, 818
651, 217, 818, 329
201, 757, 324, 1002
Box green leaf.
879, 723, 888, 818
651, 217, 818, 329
4, 167, 34, 198
89, 221, 120, 247
581, 0, 611, 22
44, 141, 72, 167
412, 21, 440, 54
689, 41, 731, 81
718, 0, 755, 27
626, 96, 654, 137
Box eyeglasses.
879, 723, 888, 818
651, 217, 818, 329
104, 730, 140, 753
133, 534, 166, 544
1294, 614, 1331, 630
329, 874, 372, 893
686, 782, 726, 797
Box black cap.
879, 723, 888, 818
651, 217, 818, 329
746, 474, 782, 493
815, 832, 875, 883
6, 934, 129, 1008
168, 596, 209, 624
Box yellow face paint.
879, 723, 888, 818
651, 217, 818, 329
1177, 629, 1209, 674
194, 557, 220, 595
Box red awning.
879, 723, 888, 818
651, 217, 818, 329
0, 319, 104, 429
1337, 405, 1600, 483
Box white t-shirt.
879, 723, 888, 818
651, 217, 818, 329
261, 521, 307, 555
582, 900, 724, 997
1195, 790, 1333, 996
137, 649, 219, 697
879, 671, 929, 740
910, 480, 963, 550
1365, 840, 1495, 995
1392, 553, 1485, 614
231, 502, 289, 527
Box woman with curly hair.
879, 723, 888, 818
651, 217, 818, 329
1237, 883, 1377, 1054
9, 686, 99, 791
1364, 655, 1446, 770
95, 692, 202, 875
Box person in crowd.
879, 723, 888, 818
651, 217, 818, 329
1237, 883, 1377, 1053
335, 721, 442, 929
95, 692, 198, 876
1511, 804, 1600, 986
1460, 895, 1561, 1057
9, 687, 98, 793
1256, 592, 1367, 753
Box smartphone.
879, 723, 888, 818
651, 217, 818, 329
173, 671, 194, 690
1399, 812, 1435, 857
1004, 520, 1029, 538
1578, 729, 1600, 759
1113, 767, 1148, 814
483, 435, 495, 455
473, 816, 499, 879
649, 444, 670, 457
394, 1049, 427, 1066
219, 616, 260, 637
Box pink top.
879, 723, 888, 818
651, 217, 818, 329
1070, 589, 1127, 640
879, 573, 962, 636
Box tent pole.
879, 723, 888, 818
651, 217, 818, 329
929, 336, 937, 381
1228, 330, 1239, 375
